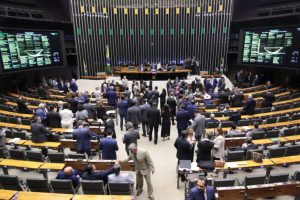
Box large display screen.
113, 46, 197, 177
241, 27, 300, 68
0, 28, 64, 72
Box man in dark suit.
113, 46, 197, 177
167, 94, 177, 125
123, 122, 140, 155
176, 105, 190, 137
106, 86, 117, 108
196, 134, 214, 162
67, 94, 78, 113
147, 102, 161, 144
99, 131, 119, 160
231, 91, 245, 107
187, 176, 216, 200
127, 100, 141, 129
117, 96, 129, 131
82, 163, 114, 184
16, 97, 30, 114
83, 99, 96, 120
46, 105, 61, 128
73, 120, 98, 158
140, 99, 150, 136
262, 91, 275, 107
31, 117, 48, 143
174, 131, 193, 161
242, 94, 256, 115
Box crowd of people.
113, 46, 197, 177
0, 71, 280, 200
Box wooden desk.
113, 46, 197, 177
0, 159, 43, 175
216, 186, 246, 200
18, 191, 73, 200
0, 109, 34, 118
270, 155, 300, 165
5, 101, 38, 109
73, 195, 132, 200
225, 159, 274, 170
246, 182, 300, 199
23, 140, 61, 149
244, 86, 281, 96
39, 163, 65, 171
8, 93, 59, 104
14, 124, 31, 130
51, 128, 74, 133
0, 122, 18, 129
0, 189, 17, 200
6, 139, 27, 145
60, 139, 99, 151
284, 135, 300, 141
239, 84, 267, 91
64, 159, 135, 171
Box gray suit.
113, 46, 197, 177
212, 135, 225, 160
140, 103, 150, 136
124, 148, 155, 198
123, 129, 140, 154
127, 106, 141, 129
192, 114, 206, 140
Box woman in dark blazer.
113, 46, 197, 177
161, 104, 171, 140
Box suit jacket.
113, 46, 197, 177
127, 106, 141, 125
263, 93, 275, 107
73, 127, 95, 152
176, 109, 190, 130
174, 137, 192, 160
242, 99, 256, 115
140, 103, 150, 122
231, 93, 244, 107
196, 139, 214, 162
100, 137, 118, 160
31, 122, 47, 143
192, 115, 206, 137
83, 103, 96, 119
124, 148, 155, 175
212, 135, 225, 160
106, 90, 117, 106
123, 129, 140, 153
187, 186, 216, 200
167, 97, 177, 116
186, 104, 197, 119
46, 111, 61, 128
147, 107, 161, 127
67, 98, 78, 113
117, 100, 129, 116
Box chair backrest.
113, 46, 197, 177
231, 133, 246, 138
251, 119, 263, 125
283, 127, 297, 136
48, 152, 65, 163
266, 130, 280, 138
237, 119, 251, 126
12, 131, 27, 139
254, 108, 263, 114
265, 117, 277, 124
50, 179, 75, 194
277, 116, 289, 122
214, 112, 224, 117
244, 175, 266, 186
5, 129, 13, 138
0, 174, 23, 191
21, 119, 31, 125
81, 180, 105, 194
108, 182, 132, 195
268, 173, 289, 183
26, 151, 44, 162
206, 122, 219, 129
251, 132, 265, 140
268, 147, 287, 158
246, 149, 263, 160
26, 178, 50, 192
292, 114, 300, 120
8, 117, 18, 124
0, 147, 6, 158
9, 149, 26, 160
221, 121, 233, 128
205, 105, 217, 109
68, 153, 86, 159
226, 151, 244, 162
285, 145, 300, 156
262, 107, 272, 113
213, 178, 235, 187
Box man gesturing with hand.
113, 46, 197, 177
118, 143, 155, 200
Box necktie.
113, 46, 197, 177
200, 191, 205, 200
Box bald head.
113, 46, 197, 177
64, 166, 73, 176
128, 143, 137, 155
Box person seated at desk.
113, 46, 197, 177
246, 121, 263, 138
16, 97, 31, 114
36, 103, 47, 125
242, 138, 258, 155
206, 114, 219, 124
203, 94, 213, 107
187, 176, 216, 200
82, 163, 114, 184
56, 166, 80, 189
242, 94, 256, 115
108, 163, 134, 184
227, 124, 242, 136
75, 104, 88, 121
46, 105, 61, 128
31, 116, 51, 143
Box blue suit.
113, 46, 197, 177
186, 104, 197, 120
100, 137, 119, 160
36, 108, 47, 120
69, 81, 78, 92
117, 100, 129, 130
176, 109, 190, 137
106, 89, 117, 107
73, 127, 98, 157
187, 186, 216, 200
56, 170, 81, 188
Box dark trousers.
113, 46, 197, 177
78, 149, 91, 158
119, 114, 127, 130
142, 121, 149, 136
177, 128, 182, 137
133, 123, 139, 129
171, 115, 175, 125
148, 125, 159, 143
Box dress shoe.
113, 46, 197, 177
149, 138, 152, 142
142, 134, 147, 137
149, 196, 154, 200
136, 189, 143, 196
